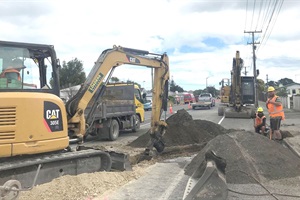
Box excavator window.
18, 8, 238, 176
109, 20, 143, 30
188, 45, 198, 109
0, 44, 58, 93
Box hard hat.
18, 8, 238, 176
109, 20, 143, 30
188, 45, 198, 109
268, 86, 275, 92
257, 107, 263, 112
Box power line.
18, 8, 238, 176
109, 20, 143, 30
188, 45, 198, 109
257, 0, 284, 52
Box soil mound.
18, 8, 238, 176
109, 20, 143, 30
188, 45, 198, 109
129, 109, 227, 148
185, 130, 300, 184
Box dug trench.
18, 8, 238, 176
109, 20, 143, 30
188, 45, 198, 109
19, 109, 300, 200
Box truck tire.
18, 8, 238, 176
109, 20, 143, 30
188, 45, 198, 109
132, 114, 141, 132
109, 119, 119, 141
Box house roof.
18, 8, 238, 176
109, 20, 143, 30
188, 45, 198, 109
279, 82, 300, 88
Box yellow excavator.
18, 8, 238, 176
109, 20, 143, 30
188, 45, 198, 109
218, 51, 256, 118
219, 78, 230, 104
0, 41, 169, 198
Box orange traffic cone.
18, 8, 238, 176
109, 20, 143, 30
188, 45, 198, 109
188, 102, 192, 109
169, 104, 173, 114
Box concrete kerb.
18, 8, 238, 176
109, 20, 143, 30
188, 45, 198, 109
283, 137, 300, 159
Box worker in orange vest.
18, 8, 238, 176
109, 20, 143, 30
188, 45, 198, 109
0, 59, 25, 81
0, 67, 21, 80
266, 86, 285, 141
254, 107, 267, 135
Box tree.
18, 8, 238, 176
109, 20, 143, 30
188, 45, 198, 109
206, 86, 218, 97
110, 77, 120, 83
169, 79, 184, 92
193, 89, 204, 96
267, 80, 278, 87
276, 86, 288, 97
52, 58, 86, 89
278, 78, 294, 86
257, 79, 265, 94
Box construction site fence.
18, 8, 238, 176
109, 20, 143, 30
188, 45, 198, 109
281, 95, 300, 111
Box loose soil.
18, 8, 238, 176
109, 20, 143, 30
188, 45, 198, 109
19, 109, 300, 200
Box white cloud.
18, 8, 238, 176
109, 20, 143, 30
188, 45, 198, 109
1, 0, 299, 91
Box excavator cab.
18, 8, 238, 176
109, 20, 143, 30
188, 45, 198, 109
0, 41, 59, 91
0, 41, 68, 158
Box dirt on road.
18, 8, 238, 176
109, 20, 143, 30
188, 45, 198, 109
19, 109, 300, 200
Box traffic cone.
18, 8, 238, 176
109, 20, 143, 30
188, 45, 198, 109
188, 102, 192, 109
169, 104, 173, 114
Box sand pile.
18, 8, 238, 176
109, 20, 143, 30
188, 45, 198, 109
129, 109, 227, 147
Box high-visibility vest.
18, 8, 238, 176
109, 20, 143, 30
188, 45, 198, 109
266, 95, 285, 120
255, 114, 266, 126
0, 68, 21, 81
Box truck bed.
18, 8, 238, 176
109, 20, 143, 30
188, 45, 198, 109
85, 85, 135, 120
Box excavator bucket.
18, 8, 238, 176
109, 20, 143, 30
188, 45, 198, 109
183, 151, 228, 200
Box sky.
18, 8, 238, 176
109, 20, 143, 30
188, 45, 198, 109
1, 0, 300, 91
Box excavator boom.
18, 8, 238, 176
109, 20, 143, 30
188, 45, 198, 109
67, 45, 170, 153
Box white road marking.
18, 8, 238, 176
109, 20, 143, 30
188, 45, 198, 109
218, 115, 225, 124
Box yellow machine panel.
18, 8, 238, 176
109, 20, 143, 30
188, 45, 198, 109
0, 92, 69, 157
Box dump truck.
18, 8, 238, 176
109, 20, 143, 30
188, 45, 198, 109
218, 51, 256, 118
61, 83, 144, 141
84, 83, 144, 141
0, 41, 170, 199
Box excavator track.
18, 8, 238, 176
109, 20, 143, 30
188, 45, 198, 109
0, 149, 112, 190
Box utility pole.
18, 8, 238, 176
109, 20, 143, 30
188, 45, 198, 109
266, 74, 269, 87
244, 30, 262, 108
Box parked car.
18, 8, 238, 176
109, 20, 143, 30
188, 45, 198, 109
143, 99, 152, 111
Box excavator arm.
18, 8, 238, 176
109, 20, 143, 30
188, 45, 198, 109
230, 50, 243, 111
66, 45, 169, 153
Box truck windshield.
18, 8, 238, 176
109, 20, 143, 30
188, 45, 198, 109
0, 46, 53, 90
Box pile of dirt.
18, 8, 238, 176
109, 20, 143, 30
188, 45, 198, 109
129, 109, 300, 185
185, 130, 300, 184
129, 109, 227, 148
